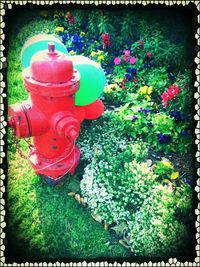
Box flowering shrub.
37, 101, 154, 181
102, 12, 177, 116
77, 116, 128, 163
126, 184, 192, 257
80, 143, 154, 224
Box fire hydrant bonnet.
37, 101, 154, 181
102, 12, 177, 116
30, 43, 74, 83
23, 43, 80, 98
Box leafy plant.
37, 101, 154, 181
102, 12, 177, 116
126, 184, 193, 258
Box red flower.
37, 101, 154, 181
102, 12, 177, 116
66, 12, 74, 24
161, 84, 180, 107
139, 40, 143, 50
146, 52, 152, 59
102, 33, 110, 49
168, 84, 180, 99
161, 92, 169, 102
163, 101, 169, 107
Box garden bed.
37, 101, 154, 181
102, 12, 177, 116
5, 5, 197, 262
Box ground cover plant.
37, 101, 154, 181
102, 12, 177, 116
5, 5, 197, 262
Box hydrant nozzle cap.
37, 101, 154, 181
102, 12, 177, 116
68, 128, 79, 141
29, 43, 75, 84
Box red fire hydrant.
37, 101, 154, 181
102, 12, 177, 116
8, 43, 104, 184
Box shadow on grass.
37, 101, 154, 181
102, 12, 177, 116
5, 154, 133, 264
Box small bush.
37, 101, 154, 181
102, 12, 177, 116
126, 184, 192, 258
77, 116, 128, 162
80, 142, 154, 224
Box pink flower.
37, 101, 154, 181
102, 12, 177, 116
123, 55, 130, 61
114, 57, 121, 65
130, 56, 136, 64
167, 84, 180, 99
123, 50, 130, 56
147, 52, 152, 59
66, 12, 74, 24
123, 49, 130, 61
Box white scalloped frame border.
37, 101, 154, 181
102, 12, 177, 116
0, 0, 199, 266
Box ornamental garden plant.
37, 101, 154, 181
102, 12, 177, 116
6, 6, 196, 262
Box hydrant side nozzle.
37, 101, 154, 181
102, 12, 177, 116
52, 112, 80, 140
8, 104, 31, 138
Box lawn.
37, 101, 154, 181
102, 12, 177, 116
5, 4, 197, 264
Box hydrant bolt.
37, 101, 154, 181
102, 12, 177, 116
48, 42, 55, 53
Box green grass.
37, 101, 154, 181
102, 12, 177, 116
7, 153, 130, 261
6, 11, 131, 262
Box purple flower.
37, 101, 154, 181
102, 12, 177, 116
138, 107, 150, 115
105, 69, 110, 75
181, 129, 189, 137
67, 46, 75, 52
157, 133, 171, 144
143, 109, 150, 115
125, 73, 133, 80
186, 179, 193, 187
168, 73, 176, 80
72, 34, 80, 43
170, 111, 183, 122
132, 115, 138, 122
126, 67, 132, 73
144, 63, 150, 69
61, 34, 69, 44
126, 68, 137, 76
131, 68, 137, 76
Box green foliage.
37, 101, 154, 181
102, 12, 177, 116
110, 98, 192, 154
126, 184, 192, 258
154, 158, 174, 181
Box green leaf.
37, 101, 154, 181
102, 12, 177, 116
110, 223, 128, 237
